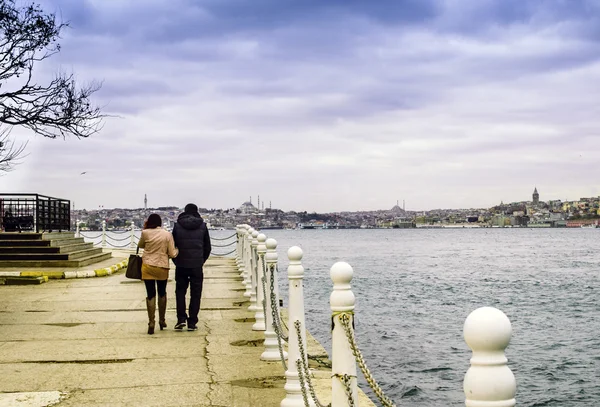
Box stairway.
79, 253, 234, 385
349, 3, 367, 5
0, 232, 112, 267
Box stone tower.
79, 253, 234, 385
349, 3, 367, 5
532, 187, 539, 205
144, 194, 147, 210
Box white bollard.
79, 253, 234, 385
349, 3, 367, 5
101, 220, 106, 248
252, 233, 267, 331
464, 307, 516, 407
262, 238, 288, 361
281, 246, 311, 407
235, 225, 243, 275
330, 262, 358, 407
243, 226, 253, 297
130, 221, 136, 250
240, 224, 249, 280
248, 229, 260, 312
75, 220, 81, 238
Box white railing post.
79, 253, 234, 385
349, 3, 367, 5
130, 221, 136, 249
252, 233, 267, 331
75, 220, 80, 238
248, 229, 260, 312
235, 225, 243, 275
330, 262, 358, 407
281, 246, 310, 406
101, 220, 106, 248
262, 238, 288, 361
240, 224, 249, 280
243, 226, 253, 297
464, 307, 516, 407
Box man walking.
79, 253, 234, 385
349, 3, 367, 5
172, 203, 211, 331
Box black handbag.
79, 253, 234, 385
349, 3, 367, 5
125, 247, 142, 279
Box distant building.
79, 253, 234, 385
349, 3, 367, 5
239, 200, 256, 214
532, 187, 539, 205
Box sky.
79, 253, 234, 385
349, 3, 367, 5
1, 0, 599, 212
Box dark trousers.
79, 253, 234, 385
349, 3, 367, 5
175, 267, 204, 325
144, 279, 167, 299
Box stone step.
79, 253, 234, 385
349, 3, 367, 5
50, 237, 86, 247
67, 248, 104, 260
0, 233, 43, 241
0, 246, 61, 254
0, 252, 112, 268
0, 247, 102, 261
0, 240, 51, 247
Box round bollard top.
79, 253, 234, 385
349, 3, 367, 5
330, 261, 353, 287
464, 306, 512, 352
266, 238, 278, 250
247, 227, 254, 234
252, 229, 259, 238
257, 233, 267, 242
287, 246, 303, 261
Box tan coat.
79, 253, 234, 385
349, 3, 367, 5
138, 228, 178, 280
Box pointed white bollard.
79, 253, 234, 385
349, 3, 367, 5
75, 220, 81, 238
101, 220, 107, 248
130, 221, 136, 249
464, 307, 516, 407
248, 229, 260, 312
281, 246, 311, 407
243, 226, 254, 297
330, 262, 358, 407
252, 233, 267, 331
262, 238, 288, 361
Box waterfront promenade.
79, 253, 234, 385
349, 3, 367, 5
0, 250, 375, 407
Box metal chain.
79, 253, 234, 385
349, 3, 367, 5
339, 313, 397, 407
296, 359, 312, 407
211, 233, 237, 240
211, 249, 237, 257
331, 373, 356, 407
263, 261, 287, 371
211, 240, 236, 248
105, 234, 132, 242
269, 263, 289, 341
295, 320, 331, 407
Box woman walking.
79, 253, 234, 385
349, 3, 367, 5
138, 214, 178, 334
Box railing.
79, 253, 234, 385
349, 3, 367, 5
77, 220, 238, 253
235, 223, 517, 407
0, 193, 70, 233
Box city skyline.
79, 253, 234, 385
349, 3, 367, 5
1, 1, 599, 212
69, 187, 597, 213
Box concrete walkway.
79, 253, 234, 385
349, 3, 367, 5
0, 255, 376, 407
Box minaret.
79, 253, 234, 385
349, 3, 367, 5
403, 200, 405, 211
269, 201, 272, 210
258, 195, 260, 211
144, 194, 147, 210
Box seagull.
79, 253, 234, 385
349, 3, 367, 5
80, 171, 87, 175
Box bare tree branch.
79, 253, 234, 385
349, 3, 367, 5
0, 127, 28, 172
0, 0, 104, 171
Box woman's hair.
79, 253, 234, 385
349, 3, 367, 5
145, 213, 162, 229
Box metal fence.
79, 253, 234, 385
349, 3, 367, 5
0, 194, 71, 233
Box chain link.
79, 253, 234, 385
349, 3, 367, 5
269, 263, 289, 342
339, 313, 397, 407
332, 373, 356, 407
210, 233, 237, 241
262, 260, 288, 371
211, 249, 237, 257
211, 240, 236, 248
295, 320, 331, 407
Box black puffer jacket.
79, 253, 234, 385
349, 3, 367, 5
172, 212, 211, 268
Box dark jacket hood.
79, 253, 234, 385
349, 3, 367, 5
177, 212, 204, 230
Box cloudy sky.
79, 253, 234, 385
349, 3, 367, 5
1, 0, 599, 212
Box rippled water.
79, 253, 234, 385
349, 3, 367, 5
93, 228, 599, 406
231, 228, 600, 407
